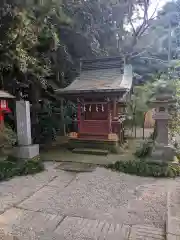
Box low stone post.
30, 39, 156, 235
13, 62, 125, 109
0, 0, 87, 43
13, 101, 39, 160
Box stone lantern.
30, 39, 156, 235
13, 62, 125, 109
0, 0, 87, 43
150, 89, 176, 162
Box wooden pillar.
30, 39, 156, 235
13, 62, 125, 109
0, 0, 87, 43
121, 123, 124, 143
108, 102, 112, 133
0, 111, 4, 130
77, 103, 81, 133
60, 98, 66, 136
119, 123, 122, 144
113, 98, 117, 119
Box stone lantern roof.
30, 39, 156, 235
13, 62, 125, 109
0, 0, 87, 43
0, 90, 15, 99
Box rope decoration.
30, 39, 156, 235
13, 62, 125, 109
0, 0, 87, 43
80, 104, 105, 112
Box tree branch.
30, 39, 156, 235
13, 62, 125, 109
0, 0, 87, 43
135, 0, 149, 38
125, 0, 160, 58
128, 1, 136, 36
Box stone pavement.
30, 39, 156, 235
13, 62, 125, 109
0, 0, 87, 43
0, 162, 175, 239
166, 179, 180, 240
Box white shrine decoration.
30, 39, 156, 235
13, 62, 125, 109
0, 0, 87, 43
96, 105, 99, 112
118, 115, 126, 123
81, 104, 105, 112
89, 105, 91, 112
0, 100, 7, 109
101, 104, 104, 112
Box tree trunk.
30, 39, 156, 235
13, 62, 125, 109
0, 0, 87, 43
143, 113, 146, 139
60, 98, 66, 136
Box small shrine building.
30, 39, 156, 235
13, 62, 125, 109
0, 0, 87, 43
0, 90, 14, 127
56, 56, 133, 153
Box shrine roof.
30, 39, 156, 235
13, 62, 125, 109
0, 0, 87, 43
0, 90, 15, 99
56, 56, 132, 95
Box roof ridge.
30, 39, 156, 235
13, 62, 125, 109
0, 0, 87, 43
81, 56, 124, 71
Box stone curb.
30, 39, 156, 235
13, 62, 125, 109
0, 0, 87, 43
166, 188, 180, 240
166, 190, 171, 240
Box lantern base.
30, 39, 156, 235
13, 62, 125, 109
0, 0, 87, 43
13, 144, 39, 160
150, 143, 176, 162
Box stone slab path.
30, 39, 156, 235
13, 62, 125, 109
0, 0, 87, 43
166, 178, 180, 240
0, 162, 176, 239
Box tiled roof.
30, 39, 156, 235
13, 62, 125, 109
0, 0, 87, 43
56, 56, 132, 95
56, 67, 132, 95
0, 90, 15, 99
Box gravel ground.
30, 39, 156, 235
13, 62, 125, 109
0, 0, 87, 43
0, 163, 176, 239
19, 166, 173, 228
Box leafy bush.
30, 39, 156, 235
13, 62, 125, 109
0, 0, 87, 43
134, 139, 153, 158
107, 160, 180, 178
37, 100, 76, 144
0, 125, 17, 153
0, 156, 44, 181
38, 113, 58, 143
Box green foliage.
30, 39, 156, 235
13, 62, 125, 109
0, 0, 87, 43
1, 0, 177, 144
135, 139, 153, 158
0, 4, 51, 85
128, 81, 156, 127
129, 0, 180, 81
167, 73, 180, 138
0, 125, 17, 153
107, 160, 180, 178
0, 1, 74, 96
38, 101, 60, 143
0, 0, 172, 93
129, 71, 178, 130
38, 100, 76, 143
0, 156, 44, 181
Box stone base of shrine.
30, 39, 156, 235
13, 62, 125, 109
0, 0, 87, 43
68, 138, 122, 154
12, 144, 40, 160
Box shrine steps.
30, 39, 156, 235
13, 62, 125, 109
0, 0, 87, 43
72, 148, 109, 156
68, 138, 121, 154
79, 133, 108, 140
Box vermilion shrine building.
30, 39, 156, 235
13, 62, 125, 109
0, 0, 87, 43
57, 56, 133, 153
0, 90, 14, 127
